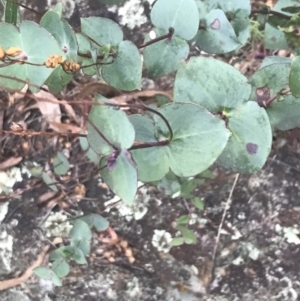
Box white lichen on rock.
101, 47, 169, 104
0, 167, 23, 194
126, 277, 140, 298
152, 229, 172, 253
44, 211, 73, 237
0, 230, 13, 275
108, 0, 155, 29
104, 182, 150, 221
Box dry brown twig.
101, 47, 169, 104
0, 245, 49, 291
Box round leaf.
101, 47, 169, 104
70, 219, 92, 240
72, 247, 88, 264
143, 28, 189, 78
40, 11, 78, 60
250, 63, 300, 130
81, 17, 123, 46
34, 267, 62, 286
101, 41, 142, 91
130, 115, 169, 182
52, 259, 70, 278
70, 220, 92, 255
174, 57, 251, 112
156, 103, 230, 177
100, 150, 137, 205
76, 33, 97, 76
0, 21, 65, 92
79, 213, 109, 231
151, 0, 199, 40
87, 95, 135, 155
195, 9, 241, 54
217, 101, 272, 173
290, 56, 300, 97
170, 237, 184, 246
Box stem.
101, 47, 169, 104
138, 27, 174, 49
251, 9, 291, 20
85, 114, 118, 151
103, 103, 174, 150
259, 88, 291, 108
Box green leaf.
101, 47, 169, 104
53, 151, 70, 175
176, 215, 190, 225
101, 41, 142, 91
81, 17, 123, 46
71, 247, 87, 264
180, 178, 204, 199
79, 214, 109, 231
263, 0, 297, 49
143, 28, 189, 78
261, 56, 291, 68
70, 220, 92, 256
70, 220, 92, 240
151, 0, 199, 40
195, 9, 241, 54
290, 56, 300, 97
196, 0, 251, 44
191, 197, 204, 211
5, 0, 19, 25
217, 101, 272, 173
100, 150, 137, 205
176, 225, 197, 244
87, 95, 135, 155
132, 103, 230, 180
0, 21, 65, 92
40, 11, 78, 60
130, 115, 169, 182
52, 259, 70, 278
79, 135, 100, 164
50, 246, 76, 260
170, 237, 184, 246
174, 57, 251, 112
40, 10, 78, 93
156, 103, 230, 177
154, 171, 181, 195
42, 172, 58, 192
250, 62, 300, 130
33, 267, 62, 286
76, 33, 97, 76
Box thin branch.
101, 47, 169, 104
210, 173, 240, 288
0, 129, 86, 137
251, 9, 291, 20
138, 28, 174, 49
259, 87, 291, 108
85, 114, 118, 151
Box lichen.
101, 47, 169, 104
44, 211, 73, 237
151, 229, 172, 253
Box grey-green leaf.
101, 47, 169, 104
195, 9, 241, 54
156, 103, 230, 177
174, 57, 251, 112
217, 101, 272, 173
151, 0, 199, 40
81, 17, 123, 46
100, 150, 137, 205
101, 41, 142, 91
143, 28, 189, 78
33, 267, 62, 286
87, 95, 135, 155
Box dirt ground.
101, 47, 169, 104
1, 0, 300, 300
